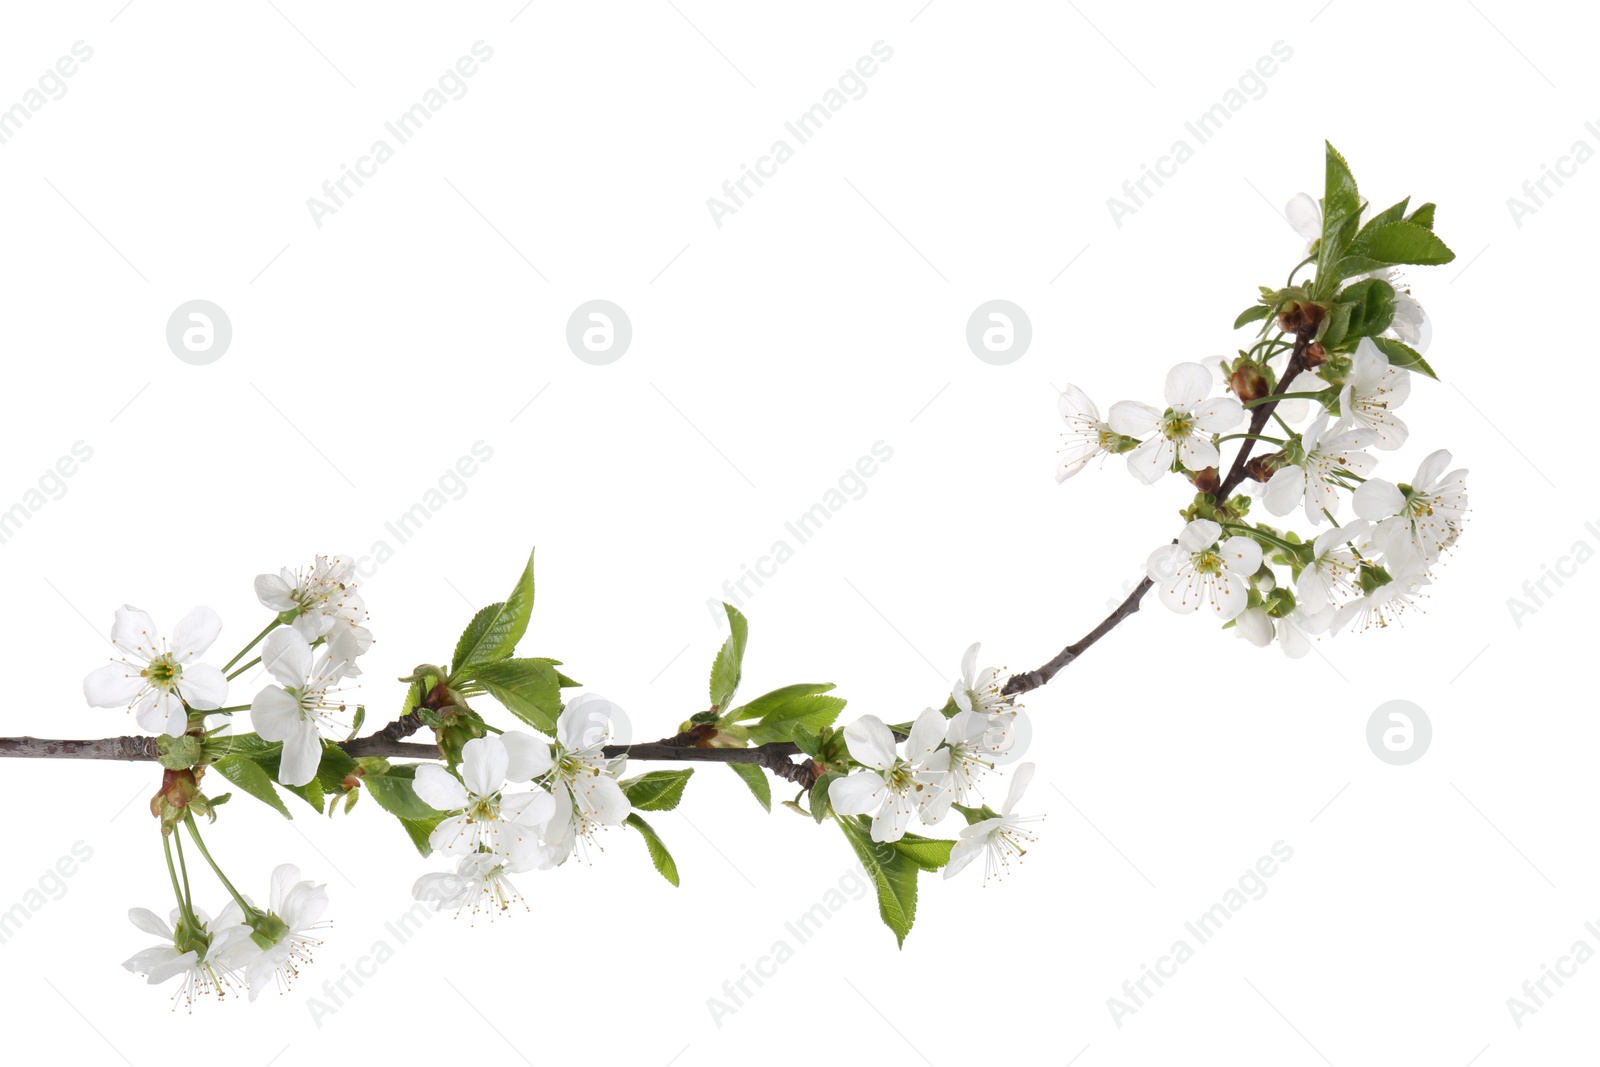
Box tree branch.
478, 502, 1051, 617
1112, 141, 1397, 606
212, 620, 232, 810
0, 731, 820, 786
1211, 330, 1311, 502
1003, 574, 1153, 696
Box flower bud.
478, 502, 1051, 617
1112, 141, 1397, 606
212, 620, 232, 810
1301, 341, 1328, 368
1246, 452, 1283, 482
1229, 362, 1270, 402
1192, 466, 1221, 494
1278, 301, 1326, 335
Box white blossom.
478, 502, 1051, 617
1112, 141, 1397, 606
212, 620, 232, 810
1146, 519, 1262, 622
944, 762, 1041, 882
1110, 362, 1244, 484
84, 606, 228, 737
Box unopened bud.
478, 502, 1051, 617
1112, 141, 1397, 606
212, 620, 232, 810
1278, 301, 1326, 335
1246, 453, 1283, 482
1192, 466, 1221, 493
1301, 341, 1328, 368
1229, 362, 1270, 402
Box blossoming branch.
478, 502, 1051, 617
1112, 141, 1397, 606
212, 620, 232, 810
0, 142, 1466, 1010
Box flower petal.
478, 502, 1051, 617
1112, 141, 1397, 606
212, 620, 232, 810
842, 715, 898, 770
1352, 478, 1405, 520
500, 730, 554, 781
169, 606, 223, 661
461, 737, 508, 797
1164, 361, 1214, 411
413, 763, 470, 812
260, 628, 313, 688
1002, 762, 1035, 814
250, 686, 303, 743
828, 770, 887, 816
176, 663, 228, 711
110, 606, 161, 662
1108, 400, 1160, 437
278, 721, 324, 787
84, 662, 145, 708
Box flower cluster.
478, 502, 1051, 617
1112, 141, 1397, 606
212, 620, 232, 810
411, 694, 630, 917
1056, 168, 1467, 658
829, 644, 1041, 881
123, 863, 328, 1009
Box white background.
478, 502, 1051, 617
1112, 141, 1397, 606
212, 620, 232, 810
0, 1, 1590, 1063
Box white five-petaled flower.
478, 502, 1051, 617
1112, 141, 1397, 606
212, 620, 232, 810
951, 642, 1024, 755
413, 734, 556, 860
1146, 519, 1262, 622
1352, 449, 1469, 572
219, 864, 329, 1001
84, 606, 229, 738
1263, 412, 1380, 525
1333, 568, 1429, 633
249, 628, 359, 787
413, 853, 528, 919
1056, 384, 1117, 482
1110, 362, 1244, 484
123, 905, 251, 1008
540, 694, 631, 864
1296, 521, 1370, 614
919, 710, 994, 825
829, 709, 949, 843
943, 762, 1041, 882
1339, 338, 1411, 450
1234, 603, 1333, 659
254, 555, 372, 650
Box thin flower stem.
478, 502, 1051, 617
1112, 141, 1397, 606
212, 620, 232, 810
223, 618, 281, 674
164, 833, 199, 928
1216, 432, 1286, 445
184, 813, 256, 920
1223, 523, 1300, 553
1243, 390, 1326, 409
1271, 412, 1294, 435
226, 657, 262, 682
209, 705, 251, 715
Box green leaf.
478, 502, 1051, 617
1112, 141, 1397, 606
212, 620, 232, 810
450, 549, 536, 676
625, 813, 680, 887
1406, 202, 1436, 229
727, 762, 772, 812
708, 603, 749, 710
810, 770, 842, 824
1325, 255, 1392, 284
1359, 196, 1410, 232
736, 683, 848, 746
892, 831, 955, 872
1349, 220, 1456, 267
792, 729, 825, 760
364, 766, 446, 821
467, 657, 563, 732
1370, 336, 1439, 380
399, 815, 443, 857
1233, 304, 1272, 330
211, 754, 291, 819
1318, 302, 1352, 350
1337, 277, 1396, 343
215, 736, 324, 813
282, 773, 325, 815
839, 815, 922, 947
1323, 141, 1361, 226
620, 769, 694, 812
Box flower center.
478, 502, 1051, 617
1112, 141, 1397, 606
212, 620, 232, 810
1193, 549, 1224, 575
1161, 410, 1194, 440
143, 655, 182, 689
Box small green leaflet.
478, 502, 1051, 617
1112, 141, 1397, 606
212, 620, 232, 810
399, 815, 444, 857
211, 754, 292, 819
810, 770, 842, 824
620, 769, 694, 812
467, 657, 564, 732
734, 683, 847, 746
891, 831, 955, 872
1348, 220, 1456, 268
625, 813, 680, 887
449, 549, 536, 676
838, 815, 922, 948
1233, 303, 1273, 330
708, 603, 749, 710
363, 765, 445, 821
727, 762, 771, 812
1370, 336, 1438, 380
